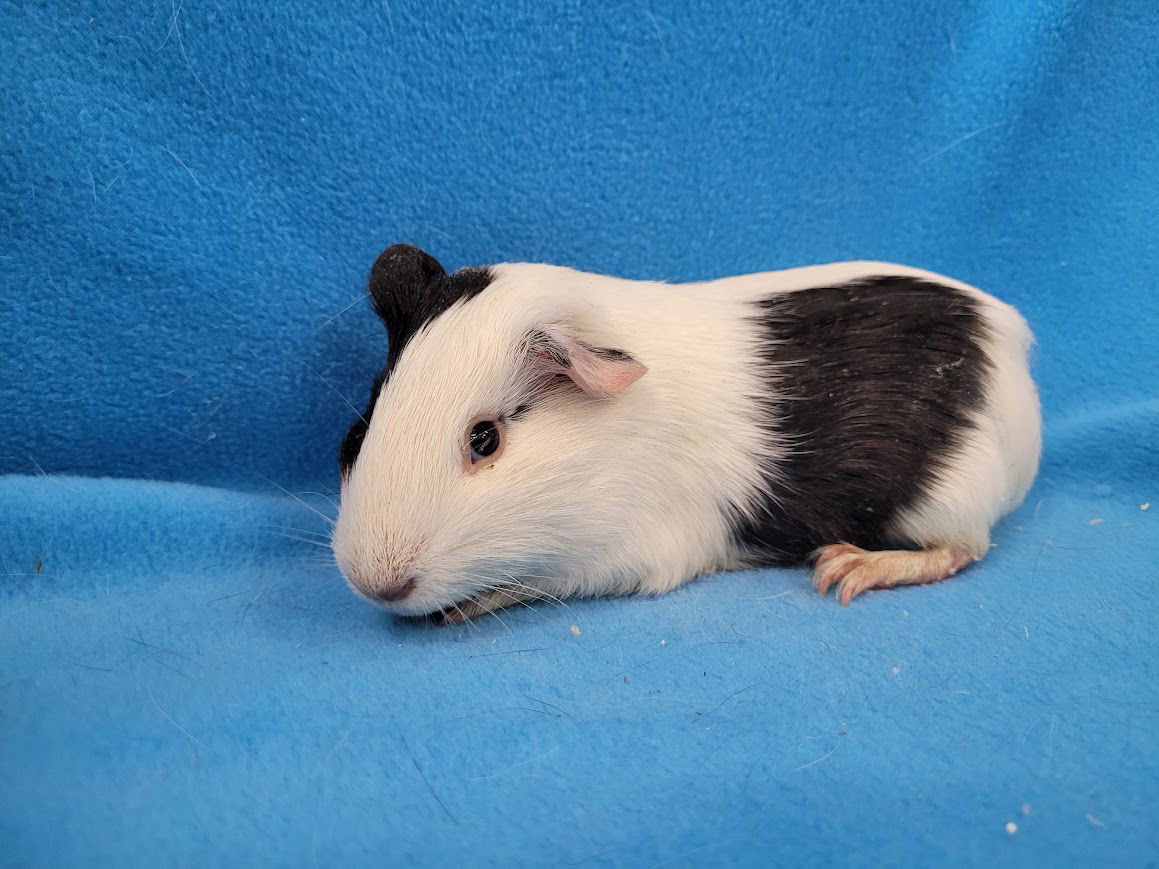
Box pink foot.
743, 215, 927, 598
813, 543, 977, 606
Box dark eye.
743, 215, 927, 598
469, 420, 501, 462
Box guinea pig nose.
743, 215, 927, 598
372, 574, 418, 603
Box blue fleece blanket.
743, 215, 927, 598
2, 1, 1156, 865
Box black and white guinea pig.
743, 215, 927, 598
332, 244, 1040, 621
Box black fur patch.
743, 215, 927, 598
338, 370, 385, 478
530, 331, 572, 368
369, 244, 493, 376
733, 276, 992, 563
338, 245, 494, 477
586, 345, 635, 362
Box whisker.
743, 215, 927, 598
290, 557, 340, 569
500, 576, 561, 604
296, 490, 340, 510
307, 364, 368, 426
150, 424, 337, 527
253, 472, 336, 528
498, 573, 577, 617
497, 590, 545, 618
440, 575, 518, 635
447, 602, 474, 631
493, 579, 553, 609
463, 579, 542, 619
261, 524, 332, 540
319, 292, 369, 328
480, 603, 514, 636
452, 570, 583, 625
260, 530, 333, 548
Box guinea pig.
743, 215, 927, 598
331, 244, 1040, 621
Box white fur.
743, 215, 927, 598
332, 260, 1040, 614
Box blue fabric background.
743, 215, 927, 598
2, 0, 1156, 865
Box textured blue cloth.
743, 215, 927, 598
2, 0, 1156, 865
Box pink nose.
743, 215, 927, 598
370, 574, 418, 603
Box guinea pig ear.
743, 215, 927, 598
367, 244, 447, 330
528, 328, 647, 398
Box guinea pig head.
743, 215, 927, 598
331, 245, 647, 615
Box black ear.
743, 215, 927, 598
368, 244, 447, 330
365, 244, 495, 374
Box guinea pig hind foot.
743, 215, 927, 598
812, 543, 979, 606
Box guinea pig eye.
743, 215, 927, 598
468, 419, 502, 465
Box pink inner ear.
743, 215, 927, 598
566, 345, 647, 397
531, 332, 647, 398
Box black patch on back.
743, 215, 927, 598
338, 244, 493, 477
732, 276, 992, 564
